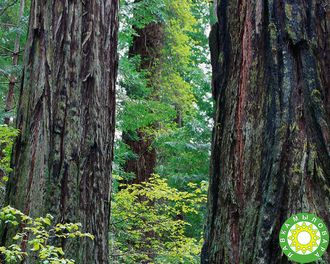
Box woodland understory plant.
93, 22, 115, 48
0, 206, 93, 264
110, 174, 207, 264
0, 125, 18, 206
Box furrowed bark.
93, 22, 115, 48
2, 0, 119, 263
123, 23, 164, 184
202, 0, 330, 263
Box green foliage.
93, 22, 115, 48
0, 125, 18, 185
117, 0, 212, 144
0, 0, 29, 121
110, 175, 207, 264
119, 56, 150, 99
118, 0, 201, 124
156, 121, 210, 182
120, 100, 176, 133
119, 0, 165, 50
157, 0, 197, 116
0, 206, 93, 264
154, 0, 212, 190
114, 0, 212, 257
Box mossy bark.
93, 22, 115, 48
202, 0, 330, 263
1, 0, 119, 263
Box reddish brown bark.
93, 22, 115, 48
202, 0, 330, 263
2, 0, 119, 263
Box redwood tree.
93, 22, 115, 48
2, 0, 119, 263
123, 23, 164, 183
202, 0, 329, 263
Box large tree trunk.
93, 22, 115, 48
202, 0, 330, 263
123, 23, 163, 184
2, 0, 119, 263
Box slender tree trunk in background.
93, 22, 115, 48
121, 23, 163, 264
2, 0, 119, 263
4, 0, 25, 125
202, 0, 329, 263
123, 23, 164, 183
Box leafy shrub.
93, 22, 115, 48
0, 125, 18, 185
110, 175, 207, 264
0, 125, 18, 206
0, 206, 93, 264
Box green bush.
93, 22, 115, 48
110, 174, 207, 264
0, 206, 93, 264
0, 125, 18, 185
